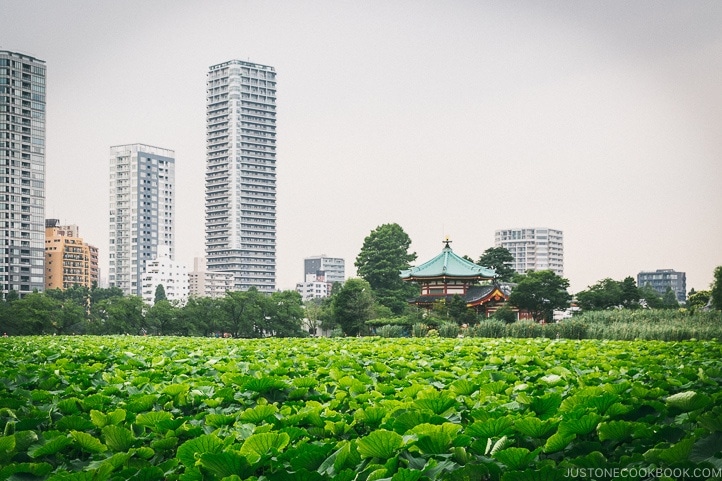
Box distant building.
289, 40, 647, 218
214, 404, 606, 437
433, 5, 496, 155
304, 255, 345, 285
140, 246, 188, 305
109, 144, 175, 296
1, 50, 47, 297
296, 272, 333, 301
637, 269, 686, 302
45, 220, 99, 290
188, 257, 233, 299
205, 59, 277, 292
495, 227, 564, 276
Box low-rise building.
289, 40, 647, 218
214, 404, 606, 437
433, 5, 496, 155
637, 269, 686, 302
140, 246, 188, 305
188, 257, 234, 299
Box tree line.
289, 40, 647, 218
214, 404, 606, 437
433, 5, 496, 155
3, 223, 720, 337
0, 285, 307, 337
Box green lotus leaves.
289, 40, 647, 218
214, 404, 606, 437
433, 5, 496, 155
177, 434, 224, 468
666, 390, 712, 412
356, 429, 404, 459
494, 446, 540, 470
239, 432, 290, 462
239, 404, 278, 424
28, 435, 71, 458
2, 335, 721, 479
135, 410, 173, 427
102, 425, 134, 452
198, 451, 253, 478
70, 431, 107, 453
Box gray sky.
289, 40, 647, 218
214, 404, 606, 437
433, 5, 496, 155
3, 0, 721, 294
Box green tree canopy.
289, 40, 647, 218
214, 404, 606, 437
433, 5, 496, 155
355, 223, 418, 315
687, 289, 711, 312
331, 278, 376, 336
477, 246, 516, 282
638, 285, 663, 309
508, 270, 571, 323
576, 276, 640, 312
154, 284, 167, 304
712, 266, 722, 311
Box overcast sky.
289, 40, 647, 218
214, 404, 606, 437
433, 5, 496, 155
3, 0, 721, 294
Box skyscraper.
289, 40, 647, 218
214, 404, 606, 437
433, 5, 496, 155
205, 59, 277, 293
0, 50, 46, 297
495, 227, 564, 276
109, 144, 175, 296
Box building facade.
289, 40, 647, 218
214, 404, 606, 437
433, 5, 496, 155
45, 219, 99, 290
296, 273, 333, 301
188, 257, 234, 299
109, 144, 175, 296
205, 59, 277, 293
637, 269, 686, 303
140, 245, 188, 305
494, 227, 564, 276
304, 255, 345, 285
0, 50, 46, 297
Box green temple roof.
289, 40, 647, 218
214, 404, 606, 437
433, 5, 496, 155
400, 241, 496, 280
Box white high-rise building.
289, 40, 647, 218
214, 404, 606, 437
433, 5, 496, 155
205, 59, 277, 293
109, 144, 175, 296
495, 228, 564, 276
140, 246, 188, 305
0, 51, 46, 297
304, 255, 345, 285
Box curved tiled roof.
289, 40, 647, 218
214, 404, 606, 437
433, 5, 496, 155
400, 243, 496, 280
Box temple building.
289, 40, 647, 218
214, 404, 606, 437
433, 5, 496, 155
400, 240, 515, 317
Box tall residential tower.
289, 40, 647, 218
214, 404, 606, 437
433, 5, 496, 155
495, 227, 564, 277
109, 144, 175, 296
0, 51, 46, 297
205, 59, 277, 293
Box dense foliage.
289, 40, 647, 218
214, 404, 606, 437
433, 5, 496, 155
0, 287, 306, 338
476, 247, 515, 283
355, 224, 418, 315
712, 266, 722, 311
0, 336, 720, 480
508, 270, 571, 322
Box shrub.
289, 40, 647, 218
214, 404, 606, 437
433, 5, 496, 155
468, 320, 507, 338
438, 322, 460, 338
507, 320, 543, 338
411, 323, 429, 338
378, 324, 405, 338
491, 306, 517, 324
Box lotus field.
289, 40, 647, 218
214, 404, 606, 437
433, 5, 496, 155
1, 336, 721, 480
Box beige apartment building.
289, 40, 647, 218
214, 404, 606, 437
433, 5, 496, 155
45, 219, 99, 290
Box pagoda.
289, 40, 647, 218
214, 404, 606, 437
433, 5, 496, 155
400, 239, 510, 316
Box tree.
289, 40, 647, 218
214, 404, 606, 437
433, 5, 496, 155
619, 277, 640, 308
662, 288, 679, 309
221, 289, 263, 338
331, 278, 376, 336
477, 247, 516, 282
355, 223, 418, 315
154, 284, 167, 304
508, 270, 571, 323
263, 290, 306, 337
638, 285, 663, 309
146, 299, 180, 335
711, 266, 722, 311
94, 295, 146, 334
181, 296, 223, 336
576, 278, 623, 311
687, 289, 711, 312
